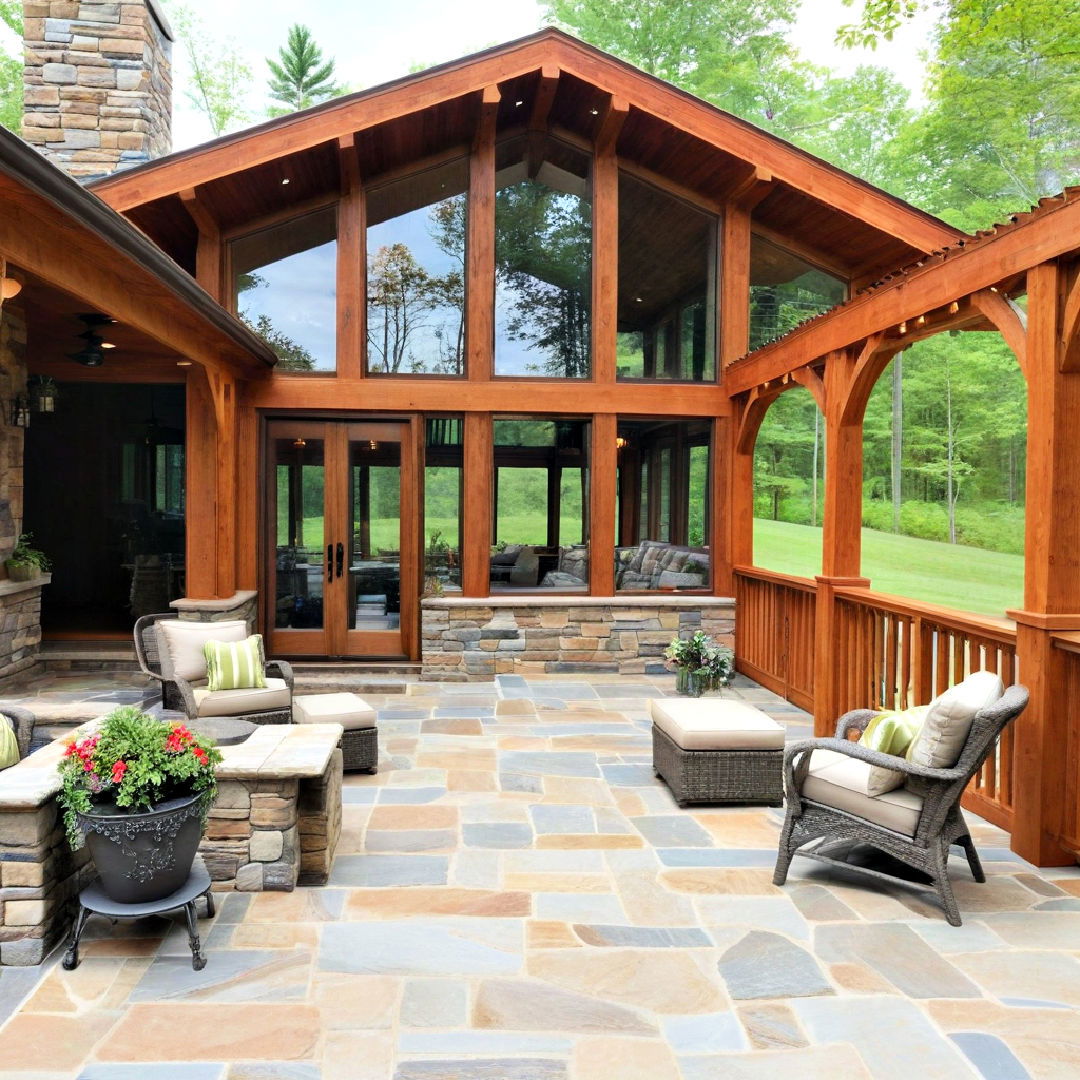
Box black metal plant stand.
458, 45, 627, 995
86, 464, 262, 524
63, 857, 214, 971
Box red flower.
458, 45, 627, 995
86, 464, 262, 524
193, 747, 208, 766
111, 760, 128, 784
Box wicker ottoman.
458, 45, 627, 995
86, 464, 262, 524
293, 693, 378, 773
650, 699, 784, 807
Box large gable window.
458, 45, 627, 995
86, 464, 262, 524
616, 173, 717, 382
232, 205, 338, 372
494, 136, 593, 379
366, 158, 469, 376
749, 235, 846, 352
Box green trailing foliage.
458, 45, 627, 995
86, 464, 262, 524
57, 706, 222, 852
0, 0, 22, 134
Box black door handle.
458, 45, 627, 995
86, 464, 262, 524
336, 542, 345, 580
326, 545, 333, 583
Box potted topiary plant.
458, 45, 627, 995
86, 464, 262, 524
664, 630, 735, 697
58, 707, 222, 904
5, 532, 50, 582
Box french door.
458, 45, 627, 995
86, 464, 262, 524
265, 418, 418, 658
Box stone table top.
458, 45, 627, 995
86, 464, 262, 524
0, 721, 343, 810
216, 723, 343, 780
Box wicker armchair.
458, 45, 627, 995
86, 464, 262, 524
134, 612, 294, 725
773, 684, 1029, 925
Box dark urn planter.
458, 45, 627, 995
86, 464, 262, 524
78, 791, 206, 904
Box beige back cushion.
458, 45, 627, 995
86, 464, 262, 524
156, 619, 249, 682
908, 670, 1004, 770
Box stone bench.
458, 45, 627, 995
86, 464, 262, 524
0, 720, 343, 966
293, 693, 378, 773
650, 698, 785, 807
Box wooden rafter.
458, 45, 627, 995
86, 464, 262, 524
722, 165, 774, 211
1061, 260, 1080, 371
593, 94, 630, 153
529, 63, 560, 132
338, 133, 361, 195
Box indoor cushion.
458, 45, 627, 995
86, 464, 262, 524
908, 670, 1003, 770
293, 692, 377, 730
651, 699, 785, 751
204, 634, 266, 691
192, 677, 290, 718
157, 619, 248, 682
802, 748, 924, 836
858, 704, 929, 796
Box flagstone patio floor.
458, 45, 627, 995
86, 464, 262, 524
0, 670, 1078, 1079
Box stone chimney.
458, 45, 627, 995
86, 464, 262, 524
22, 1, 173, 180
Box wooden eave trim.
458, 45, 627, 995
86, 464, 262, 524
0, 128, 275, 375
87, 31, 959, 256
723, 193, 1080, 397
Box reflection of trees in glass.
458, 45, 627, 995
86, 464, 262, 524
237, 271, 316, 371
496, 180, 592, 378
749, 271, 845, 352
367, 197, 466, 375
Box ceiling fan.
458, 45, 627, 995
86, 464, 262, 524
69, 313, 116, 367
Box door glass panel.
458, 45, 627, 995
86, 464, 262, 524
273, 436, 325, 629
348, 433, 401, 631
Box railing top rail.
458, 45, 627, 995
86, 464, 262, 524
833, 585, 1017, 644
733, 565, 818, 594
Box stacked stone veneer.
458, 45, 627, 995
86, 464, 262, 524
23, 0, 173, 180
171, 590, 258, 631
421, 596, 736, 681
0, 796, 92, 966
203, 750, 342, 893
0, 299, 47, 686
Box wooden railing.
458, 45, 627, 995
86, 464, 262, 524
734, 567, 1019, 834
832, 587, 1018, 831
734, 567, 816, 712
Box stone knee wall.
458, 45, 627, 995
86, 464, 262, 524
298, 749, 342, 885
421, 597, 735, 681
172, 590, 258, 632
0, 800, 92, 966
203, 778, 300, 892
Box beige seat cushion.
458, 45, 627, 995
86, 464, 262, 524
157, 619, 249, 682
650, 699, 784, 751
801, 748, 924, 836
193, 677, 290, 718
293, 692, 376, 731
909, 670, 1003, 770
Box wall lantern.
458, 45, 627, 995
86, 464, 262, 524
615, 436, 629, 450
6, 395, 29, 429
28, 375, 57, 414
0, 277, 22, 300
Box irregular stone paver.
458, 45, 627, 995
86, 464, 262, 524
1, 669, 1077, 1078
718, 931, 833, 1000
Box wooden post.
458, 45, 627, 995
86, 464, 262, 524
185, 366, 218, 599
466, 86, 498, 381
337, 134, 364, 378
592, 96, 626, 385
462, 412, 492, 596
814, 348, 870, 735
720, 205, 751, 367
1007, 260, 1080, 865
590, 413, 617, 594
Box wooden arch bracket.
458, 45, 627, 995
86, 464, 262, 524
1061, 261, 1080, 371
972, 288, 1028, 376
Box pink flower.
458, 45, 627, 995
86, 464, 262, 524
111, 760, 128, 784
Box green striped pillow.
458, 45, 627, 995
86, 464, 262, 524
204, 635, 267, 691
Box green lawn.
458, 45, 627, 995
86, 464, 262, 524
753, 518, 1024, 616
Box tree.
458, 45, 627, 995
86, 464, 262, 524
889, 1, 1080, 228
266, 24, 342, 117
836, 0, 926, 48
168, 4, 252, 136
236, 272, 315, 371
0, 0, 21, 134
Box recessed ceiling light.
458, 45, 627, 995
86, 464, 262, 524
281, 177, 290, 185
100, 341, 116, 349
635, 296, 643, 303
176, 360, 193, 367
515, 99, 524, 107
590, 108, 599, 115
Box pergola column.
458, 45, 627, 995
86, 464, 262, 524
814, 348, 870, 735
1008, 260, 1080, 865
